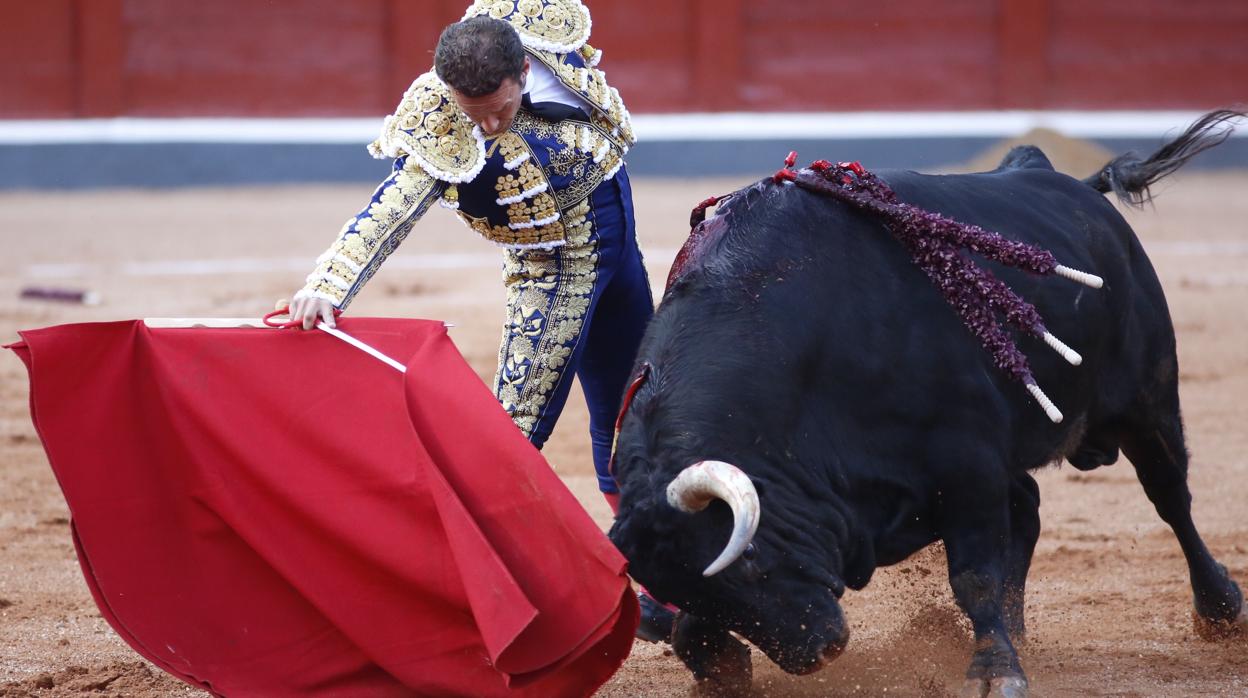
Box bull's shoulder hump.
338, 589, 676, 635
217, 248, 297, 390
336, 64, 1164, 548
995, 145, 1056, 172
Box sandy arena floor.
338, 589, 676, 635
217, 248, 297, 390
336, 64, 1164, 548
1, 166, 1246, 696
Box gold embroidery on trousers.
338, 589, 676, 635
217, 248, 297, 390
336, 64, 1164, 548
493, 199, 596, 436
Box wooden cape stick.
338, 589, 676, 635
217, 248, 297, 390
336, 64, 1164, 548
141, 318, 408, 373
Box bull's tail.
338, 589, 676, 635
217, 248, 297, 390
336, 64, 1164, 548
1082, 109, 1244, 207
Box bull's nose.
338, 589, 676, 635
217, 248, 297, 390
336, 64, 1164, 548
817, 622, 851, 665
821, 633, 848, 662
786, 626, 850, 675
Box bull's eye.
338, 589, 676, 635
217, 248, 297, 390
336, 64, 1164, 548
742, 543, 757, 561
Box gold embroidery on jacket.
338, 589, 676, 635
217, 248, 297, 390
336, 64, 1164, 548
548, 152, 601, 210
370, 72, 484, 182
506, 191, 560, 226
463, 130, 567, 246
511, 109, 619, 211
514, 160, 548, 197
460, 211, 567, 247
496, 174, 524, 201
464, 0, 592, 53
513, 110, 558, 140
524, 49, 635, 150
495, 131, 528, 165
301, 162, 443, 307
546, 144, 589, 178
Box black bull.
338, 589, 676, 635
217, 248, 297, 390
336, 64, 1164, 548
608, 111, 1246, 696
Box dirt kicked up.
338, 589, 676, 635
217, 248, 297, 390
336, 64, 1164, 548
1, 171, 1246, 696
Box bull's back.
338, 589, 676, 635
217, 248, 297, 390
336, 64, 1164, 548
830, 165, 1169, 463
882, 166, 1172, 385
882, 165, 1131, 277
644, 163, 1172, 474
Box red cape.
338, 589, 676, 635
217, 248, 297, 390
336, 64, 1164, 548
8, 319, 636, 697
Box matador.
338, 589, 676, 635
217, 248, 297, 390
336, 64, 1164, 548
292, 1, 650, 522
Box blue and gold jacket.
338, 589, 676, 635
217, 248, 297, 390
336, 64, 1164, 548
298, 0, 634, 309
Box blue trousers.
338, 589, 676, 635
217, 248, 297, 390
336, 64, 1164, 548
493, 168, 654, 493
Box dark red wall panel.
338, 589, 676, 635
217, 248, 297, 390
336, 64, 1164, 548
996, 0, 1051, 108
76, 0, 125, 117
1, 0, 1244, 117
119, 0, 391, 116
1047, 0, 1248, 109
739, 0, 1000, 110
0, 1, 76, 117
579, 3, 695, 112
384, 0, 466, 106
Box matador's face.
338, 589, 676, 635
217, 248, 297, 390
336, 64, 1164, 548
451, 58, 530, 137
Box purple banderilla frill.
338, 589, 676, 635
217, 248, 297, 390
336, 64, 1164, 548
771, 154, 1102, 422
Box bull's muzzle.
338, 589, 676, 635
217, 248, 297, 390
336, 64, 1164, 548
666, 460, 761, 576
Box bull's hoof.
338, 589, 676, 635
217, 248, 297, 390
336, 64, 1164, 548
959, 676, 1028, 698
673, 614, 752, 696
1192, 606, 1248, 641
680, 638, 752, 693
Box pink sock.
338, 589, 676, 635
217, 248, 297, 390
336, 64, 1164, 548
602, 491, 620, 515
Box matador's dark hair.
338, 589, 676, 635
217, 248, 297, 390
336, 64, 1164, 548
434, 16, 526, 97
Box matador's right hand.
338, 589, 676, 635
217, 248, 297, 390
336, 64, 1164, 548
284, 296, 338, 330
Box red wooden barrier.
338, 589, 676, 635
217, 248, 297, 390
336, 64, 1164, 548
1047, 0, 1248, 108
0, 0, 1244, 118
74, 0, 124, 116
0, 1, 76, 117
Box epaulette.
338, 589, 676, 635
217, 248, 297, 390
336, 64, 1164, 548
462, 0, 592, 53
368, 71, 486, 183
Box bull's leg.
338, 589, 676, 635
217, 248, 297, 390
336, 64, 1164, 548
939, 473, 1028, 698
1121, 419, 1246, 638
671, 612, 752, 696
1003, 473, 1041, 641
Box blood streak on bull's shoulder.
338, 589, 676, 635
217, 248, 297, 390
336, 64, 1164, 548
606, 362, 651, 480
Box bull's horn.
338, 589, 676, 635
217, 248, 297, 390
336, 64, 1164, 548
666, 460, 761, 577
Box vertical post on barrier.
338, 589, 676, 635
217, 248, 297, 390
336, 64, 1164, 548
997, 0, 1051, 109
692, 0, 744, 111
384, 0, 465, 102
72, 0, 125, 117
